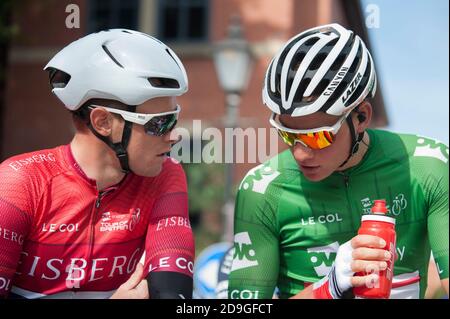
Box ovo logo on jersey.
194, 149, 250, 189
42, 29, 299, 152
307, 242, 339, 277
413, 136, 449, 164
239, 164, 280, 195
231, 232, 259, 271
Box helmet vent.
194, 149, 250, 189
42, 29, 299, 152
326, 38, 339, 47
102, 44, 124, 68
304, 37, 320, 47
48, 68, 71, 89
309, 52, 327, 71
291, 52, 306, 71
293, 78, 311, 103
349, 55, 360, 73
330, 54, 346, 71
312, 79, 330, 97
148, 77, 180, 89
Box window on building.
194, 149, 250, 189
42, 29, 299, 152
158, 0, 209, 42
88, 0, 139, 33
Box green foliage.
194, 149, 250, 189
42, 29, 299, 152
183, 162, 225, 215
0, 0, 19, 44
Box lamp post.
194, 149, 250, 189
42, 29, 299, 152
213, 15, 253, 242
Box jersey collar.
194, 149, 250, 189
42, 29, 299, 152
63, 144, 97, 187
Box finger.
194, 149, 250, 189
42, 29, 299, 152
351, 260, 387, 273
120, 263, 144, 290
135, 279, 149, 299
351, 273, 380, 288
351, 235, 386, 249
352, 247, 391, 261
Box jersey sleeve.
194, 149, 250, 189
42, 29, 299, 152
0, 162, 35, 297
142, 159, 195, 280
228, 165, 280, 299
415, 141, 449, 280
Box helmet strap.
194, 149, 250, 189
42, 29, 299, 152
111, 121, 133, 173
339, 115, 364, 168
86, 106, 134, 174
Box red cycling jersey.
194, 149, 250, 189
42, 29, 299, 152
0, 145, 194, 298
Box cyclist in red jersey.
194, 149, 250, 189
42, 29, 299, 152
0, 29, 195, 299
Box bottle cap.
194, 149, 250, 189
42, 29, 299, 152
371, 199, 388, 214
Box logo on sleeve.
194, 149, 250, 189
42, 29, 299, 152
8, 152, 56, 171
239, 164, 280, 194
231, 232, 259, 271
413, 136, 449, 163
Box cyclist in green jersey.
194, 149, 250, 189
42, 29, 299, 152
228, 23, 448, 299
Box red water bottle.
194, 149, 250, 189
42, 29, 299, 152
354, 199, 396, 299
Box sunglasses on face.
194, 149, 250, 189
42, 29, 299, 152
89, 104, 181, 136
269, 112, 350, 149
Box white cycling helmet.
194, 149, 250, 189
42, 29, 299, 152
44, 29, 188, 174
262, 23, 376, 117
45, 29, 188, 110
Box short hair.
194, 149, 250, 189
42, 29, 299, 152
71, 99, 135, 131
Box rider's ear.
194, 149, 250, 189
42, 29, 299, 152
90, 108, 113, 137
354, 101, 372, 133
357, 113, 366, 123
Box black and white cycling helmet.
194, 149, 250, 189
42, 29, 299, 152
45, 28, 188, 110
262, 23, 376, 117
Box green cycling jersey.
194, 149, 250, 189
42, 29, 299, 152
229, 129, 449, 299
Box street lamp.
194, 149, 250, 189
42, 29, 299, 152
213, 15, 253, 242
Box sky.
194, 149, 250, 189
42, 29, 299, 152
360, 0, 449, 144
